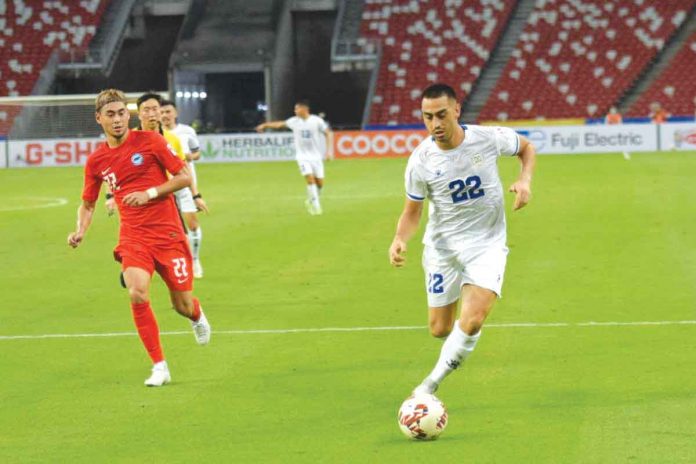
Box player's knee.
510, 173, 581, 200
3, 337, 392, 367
462, 316, 484, 336
128, 286, 149, 304
429, 321, 452, 338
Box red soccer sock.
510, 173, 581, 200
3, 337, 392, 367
190, 297, 202, 322
131, 301, 164, 363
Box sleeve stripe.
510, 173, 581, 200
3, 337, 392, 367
514, 133, 520, 155
406, 192, 425, 201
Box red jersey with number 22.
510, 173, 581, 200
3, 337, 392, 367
82, 130, 187, 246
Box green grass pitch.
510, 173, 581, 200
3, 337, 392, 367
1, 151, 695, 463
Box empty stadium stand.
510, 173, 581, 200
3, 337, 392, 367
0, 0, 109, 135
360, 0, 516, 125
627, 30, 696, 118
0, 0, 108, 97
479, 0, 696, 122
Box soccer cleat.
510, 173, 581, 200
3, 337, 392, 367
193, 259, 204, 279
304, 199, 314, 215
144, 361, 171, 387
413, 378, 439, 396
312, 202, 323, 215
191, 310, 211, 345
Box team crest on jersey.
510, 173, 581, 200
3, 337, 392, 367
131, 153, 143, 166
472, 153, 483, 166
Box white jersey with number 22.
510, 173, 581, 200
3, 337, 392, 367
405, 125, 520, 252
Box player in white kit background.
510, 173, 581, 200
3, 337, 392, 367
388, 83, 536, 396
255, 100, 332, 215
161, 100, 208, 278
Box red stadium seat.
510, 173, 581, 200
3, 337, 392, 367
479, 0, 696, 121
0, 0, 109, 134
627, 30, 696, 117
360, 0, 516, 125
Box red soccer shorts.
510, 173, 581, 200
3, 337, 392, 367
114, 239, 194, 292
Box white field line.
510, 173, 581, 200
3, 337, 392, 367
1, 320, 696, 341
0, 197, 69, 212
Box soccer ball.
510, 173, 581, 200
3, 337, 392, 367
397, 393, 448, 440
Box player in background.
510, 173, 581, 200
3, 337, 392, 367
388, 84, 536, 396
605, 106, 622, 124
67, 89, 211, 387
161, 99, 207, 278
255, 100, 332, 215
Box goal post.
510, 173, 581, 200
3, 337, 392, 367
0, 92, 168, 140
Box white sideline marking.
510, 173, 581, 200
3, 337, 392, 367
0, 197, 69, 212
1, 320, 695, 341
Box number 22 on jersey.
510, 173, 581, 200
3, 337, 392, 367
448, 176, 484, 203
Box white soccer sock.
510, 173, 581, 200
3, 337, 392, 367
427, 322, 481, 385
307, 184, 319, 200
188, 227, 202, 261
308, 184, 321, 207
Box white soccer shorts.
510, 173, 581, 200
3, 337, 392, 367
422, 245, 509, 307
297, 159, 324, 179
175, 187, 197, 213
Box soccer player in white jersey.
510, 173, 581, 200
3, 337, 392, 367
388, 83, 536, 396
255, 100, 332, 215
161, 100, 208, 278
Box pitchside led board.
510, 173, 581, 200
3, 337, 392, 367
0, 139, 6, 168
3, 123, 694, 168
659, 122, 696, 151
7, 137, 103, 168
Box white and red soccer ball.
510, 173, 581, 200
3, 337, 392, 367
397, 393, 448, 440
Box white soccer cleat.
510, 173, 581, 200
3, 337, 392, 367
144, 361, 171, 387
413, 378, 439, 396
312, 202, 323, 215
304, 199, 314, 215
191, 310, 211, 345
193, 259, 204, 279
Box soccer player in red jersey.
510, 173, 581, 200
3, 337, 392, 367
67, 89, 211, 387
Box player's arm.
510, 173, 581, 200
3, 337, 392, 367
67, 200, 97, 248
255, 120, 287, 132
122, 168, 192, 207
182, 164, 209, 214
187, 149, 201, 161
508, 135, 536, 211
389, 198, 424, 267
188, 134, 201, 161
325, 129, 334, 160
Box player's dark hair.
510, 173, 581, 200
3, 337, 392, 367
137, 92, 163, 109
161, 99, 176, 108
295, 99, 311, 109
421, 84, 457, 102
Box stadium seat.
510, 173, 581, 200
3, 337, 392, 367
0, 0, 108, 134
627, 30, 696, 118
360, 0, 516, 125
479, 0, 696, 121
